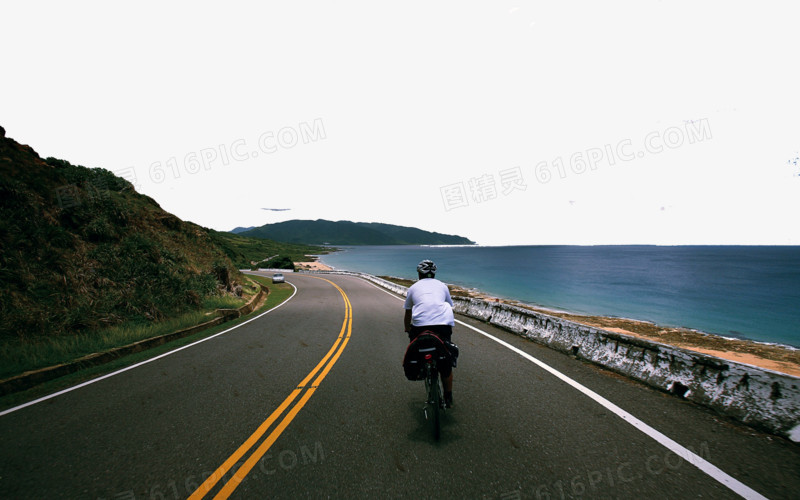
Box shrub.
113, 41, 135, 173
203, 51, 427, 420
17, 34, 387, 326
265, 255, 295, 270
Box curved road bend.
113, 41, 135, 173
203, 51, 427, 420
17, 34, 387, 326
0, 272, 798, 499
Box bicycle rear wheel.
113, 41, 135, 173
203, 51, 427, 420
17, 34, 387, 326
428, 368, 442, 440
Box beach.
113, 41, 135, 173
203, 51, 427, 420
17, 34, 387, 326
294, 260, 334, 271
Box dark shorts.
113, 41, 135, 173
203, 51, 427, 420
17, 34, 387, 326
408, 324, 452, 343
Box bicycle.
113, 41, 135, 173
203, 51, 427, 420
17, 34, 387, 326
403, 331, 457, 440
421, 351, 445, 440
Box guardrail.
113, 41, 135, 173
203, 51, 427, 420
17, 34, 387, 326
308, 269, 800, 443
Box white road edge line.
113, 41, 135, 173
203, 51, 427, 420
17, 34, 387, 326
0, 280, 298, 418
456, 320, 767, 500
360, 277, 768, 500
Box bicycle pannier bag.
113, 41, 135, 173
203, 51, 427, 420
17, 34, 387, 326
402, 331, 454, 381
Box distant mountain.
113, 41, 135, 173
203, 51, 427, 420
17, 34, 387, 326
238, 219, 476, 246
230, 226, 257, 234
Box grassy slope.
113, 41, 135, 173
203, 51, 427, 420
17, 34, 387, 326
0, 275, 295, 410
0, 131, 321, 346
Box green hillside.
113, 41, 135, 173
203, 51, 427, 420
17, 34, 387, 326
0, 127, 322, 341
239, 219, 475, 245
208, 230, 328, 269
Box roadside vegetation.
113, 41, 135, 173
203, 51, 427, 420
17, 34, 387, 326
0, 292, 247, 381
209, 230, 328, 270
0, 132, 317, 382
0, 275, 295, 410
1, 148, 244, 341
260, 255, 297, 270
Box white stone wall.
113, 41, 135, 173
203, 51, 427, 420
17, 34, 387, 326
452, 296, 800, 443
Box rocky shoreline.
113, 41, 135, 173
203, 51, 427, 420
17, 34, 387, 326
380, 276, 800, 378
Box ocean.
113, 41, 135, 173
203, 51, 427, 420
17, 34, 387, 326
319, 245, 800, 348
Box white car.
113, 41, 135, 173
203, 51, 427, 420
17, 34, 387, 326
272, 273, 285, 284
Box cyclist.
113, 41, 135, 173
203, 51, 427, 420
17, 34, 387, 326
404, 259, 455, 408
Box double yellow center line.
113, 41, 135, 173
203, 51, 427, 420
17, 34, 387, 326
189, 276, 352, 499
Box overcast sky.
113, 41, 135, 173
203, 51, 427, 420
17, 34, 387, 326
3, 1, 798, 246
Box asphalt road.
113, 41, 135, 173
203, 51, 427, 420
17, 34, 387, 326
1, 272, 798, 499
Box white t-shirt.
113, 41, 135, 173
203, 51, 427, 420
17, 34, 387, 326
404, 278, 455, 326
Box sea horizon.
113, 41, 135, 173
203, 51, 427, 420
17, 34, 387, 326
319, 244, 800, 349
